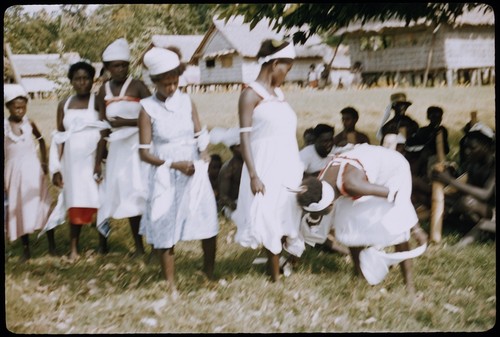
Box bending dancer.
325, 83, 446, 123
296, 143, 427, 293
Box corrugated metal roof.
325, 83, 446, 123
152, 35, 204, 63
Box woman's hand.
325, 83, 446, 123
52, 172, 64, 188
431, 169, 452, 184
173, 161, 195, 176
250, 176, 265, 195
93, 164, 103, 183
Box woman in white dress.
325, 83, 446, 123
95, 38, 151, 256
138, 47, 218, 292
296, 143, 427, 293
50, 62, 109, 260
231, 39, 305, 282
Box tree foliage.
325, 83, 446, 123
4, 4, 217, 62
215, 3, 493, 44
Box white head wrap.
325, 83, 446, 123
209, 127, 240, 147
258, 41, 296, 65
102, 38, 131, 62
143, 47, 180, 76
303, 181, 335, 212
469, 122, 495, 139
4, 84, 29, 104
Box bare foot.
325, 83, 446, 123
69, 252, 80, 261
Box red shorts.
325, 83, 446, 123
68, 208, 97, 225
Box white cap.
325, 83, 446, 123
102, 38, 131, 62
4, 84, 29, 104
143, 47, 180, 76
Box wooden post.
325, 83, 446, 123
430, 130, 446, 242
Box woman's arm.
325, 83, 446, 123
190, 99, 209, 162
30, 120, 48, 175
433, 169, 495, 202
138, 109, 194, 176
238, 88, 265, 195
342, 164, 390, 198
52, 100, 66, 187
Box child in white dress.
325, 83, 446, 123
138, 47, 218, 293
4, 84, 54, 260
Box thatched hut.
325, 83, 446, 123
335, 6, 494, 87
191, 15, 334, 90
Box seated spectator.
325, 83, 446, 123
432, 124, 495, 246
300, 123, 335, 177
218, 143, 243, 219
333, 107, 371, 147
405, 106, 450, 209
302, 127, 316, 147
377, 92, 419, 144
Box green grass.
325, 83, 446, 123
4, 85, 496, 333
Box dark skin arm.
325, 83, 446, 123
103, 79, 152, 128
322, 163, 390, 199
238, 87, 265, 195
433, 169, 495, 202
52, 98, 67, 187
138, 109, 194, 176
30, 120, 48, 175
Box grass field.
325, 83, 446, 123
4, 85, 496, 333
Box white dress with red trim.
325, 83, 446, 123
326, 143, 419, 247
98, 77, 148, 224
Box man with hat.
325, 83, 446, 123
377, 92, 419, 145
95, 37, 151, 257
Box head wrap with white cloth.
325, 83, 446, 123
302, 181, 335, 213
143, 47, 180, 75
102, 38, 131, 62
258, 41, 296, 65
4, 84, 29, 104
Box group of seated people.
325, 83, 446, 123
208, 92, 495, 249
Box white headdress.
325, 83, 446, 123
469, 122, 495, 139
4, 84, 29, 104
102, 38, 131, 62
302, 181, 335, 213
143, 47, 180, 76
258, 41, 296, 65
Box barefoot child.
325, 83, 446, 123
4, 84, 55, 260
